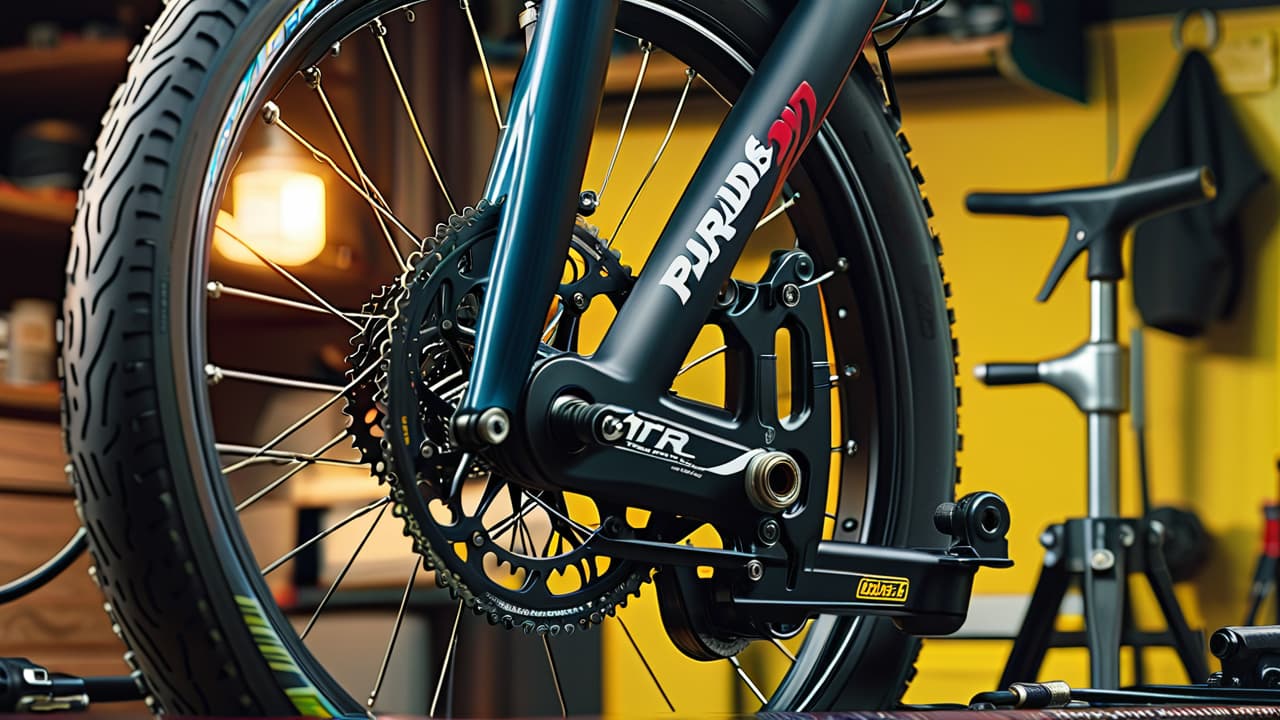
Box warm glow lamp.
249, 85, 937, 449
214, 131, 327, 267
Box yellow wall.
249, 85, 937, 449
590, 7, 1280, 712
902, 9, 1280, 704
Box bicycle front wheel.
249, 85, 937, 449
63, 0, 958, 714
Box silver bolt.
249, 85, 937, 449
779, 283, 801, 308
1076, 229, 1087, 243
207, 281, 223, 299
843, 364, 859, 379
845, 439, 858, 456
1040, 530, 1056, 548
572, 292, 587, 310
471, 531, 485, 547
599, 415, 624, 442
1118, 524, 1135, 547
837, 307, 848, 320
261, 101, 280, 126
1090, 548, 1115, 571
835, 257, 849, 272
746, 559, 764, 581
477, 407, 511, 445
420, 442, 435, 459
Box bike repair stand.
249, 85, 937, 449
967, 168, 1215, 689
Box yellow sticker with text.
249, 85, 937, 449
855, 575, 909, 603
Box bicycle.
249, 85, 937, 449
61, 0, 1012, 714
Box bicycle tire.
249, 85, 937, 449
62, 0, 959, 714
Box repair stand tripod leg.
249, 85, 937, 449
1143, 520, 1210, 682
1000, 524, 1071, 688
1083, 518, 1125, 689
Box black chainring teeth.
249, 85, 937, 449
367, 199, 647, 634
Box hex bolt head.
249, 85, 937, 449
571, 292, 588, 310
746, 559, 764, 581
1090, 548, 1115, 571
1118, 524, 1136, 547
599, 414, 625, 442
758, 519, 781, 546
779, 283, 801, 308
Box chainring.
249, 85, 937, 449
366, 201, 650, 634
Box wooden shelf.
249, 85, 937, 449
0, 192, 74, 239
0, 383, 60, 417
480, 33, 1011, 100
0, 39, 130, 110
876, 33, 1010, 78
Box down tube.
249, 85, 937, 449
454, 0, 618, 440
593, 0, 886, 393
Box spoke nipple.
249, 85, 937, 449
330, 41, 341, 57
261, 101, 280, 126
835, 257, 850, 272
685, 67, 697, 80
206, 281, 223, 299
841, 517, 859, 533
843, 363, 860, 379
837, 306, 848, 320
204, 364, 223, 386
746, 559, 764, 582
369, 18, 387, 37
303, 66, 321, 88
638, 38, 654, 53
845, 439, 858, 456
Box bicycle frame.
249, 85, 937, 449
455, 0, 886, 437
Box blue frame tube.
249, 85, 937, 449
455, 0, 619, 434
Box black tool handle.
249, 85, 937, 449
974, 363, 1040, 386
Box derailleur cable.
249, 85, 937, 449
869, 0, 948, 121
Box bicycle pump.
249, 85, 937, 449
967, 166, 1215, 689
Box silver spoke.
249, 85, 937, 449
206, 364, 344, 394
543, 635, 568, 717
264, 103, 422, 245
611, 68, 696, 243
370, 19, 457, 214
300, 502, 389, 640
429, 600, 464, 717
461, 1, 505, 130
617, 616, 675, 711
368, 554, 423, 708
678, 345, 726, 376
727, 655, 767, 706
307, 68, 408, 271
221, 362, 377, 475
769, 637, 797, 662
756, 192, 800, 230
215, 219, 363, 332
207, 282, 382, 320
217, 442, 362, 469
801, 269, 834, 289
597, 40, 652, 202
262, 497, 390, 576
